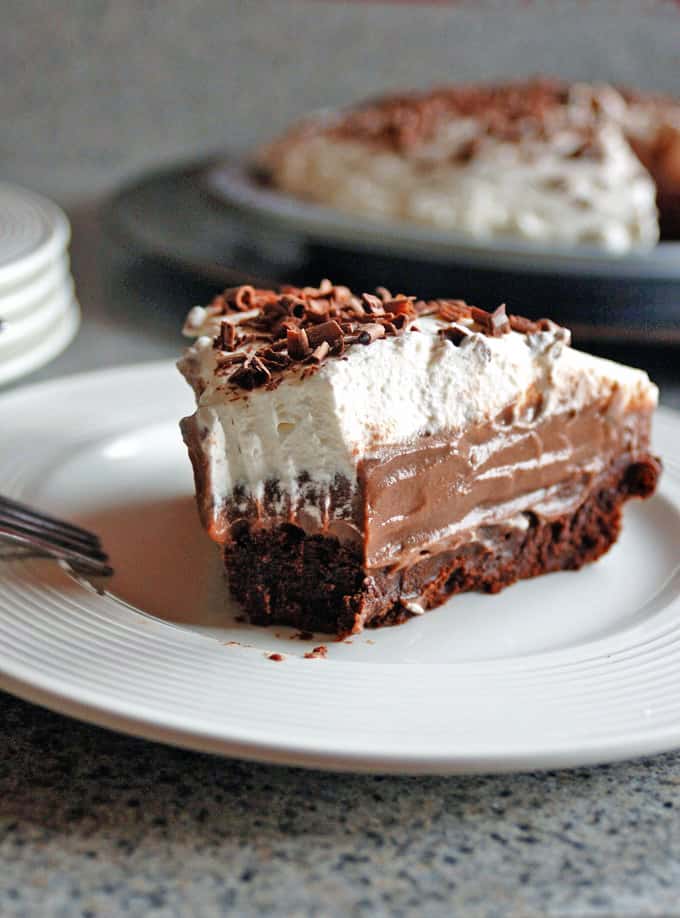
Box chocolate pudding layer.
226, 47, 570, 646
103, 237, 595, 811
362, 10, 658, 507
226, 455, 660, 637
183, 400, 654, 573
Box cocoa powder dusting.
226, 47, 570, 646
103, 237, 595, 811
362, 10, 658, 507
309, 78, 572, 151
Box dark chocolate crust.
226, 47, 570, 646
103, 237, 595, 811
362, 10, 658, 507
225, 454, 660, 638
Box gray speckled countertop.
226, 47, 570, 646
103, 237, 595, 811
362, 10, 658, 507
3, 695, 680, 918
3, 2, 680, 914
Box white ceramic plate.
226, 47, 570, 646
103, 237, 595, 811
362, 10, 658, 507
1, 362, 679, 774
208, 161, 680, 281
0, 183, 70, 291
0, 253, 71, 319
0, 278, 75, 352
0, 297, 80, 387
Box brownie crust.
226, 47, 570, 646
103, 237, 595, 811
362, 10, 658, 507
226, 454, 661, 638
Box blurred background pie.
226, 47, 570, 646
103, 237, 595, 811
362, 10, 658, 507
259, 79, 680, 251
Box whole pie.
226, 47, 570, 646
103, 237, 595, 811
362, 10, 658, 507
258, 79, 680, 251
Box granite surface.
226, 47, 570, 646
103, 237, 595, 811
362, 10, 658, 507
3, 691, 680, 918
2, 2, 680, 915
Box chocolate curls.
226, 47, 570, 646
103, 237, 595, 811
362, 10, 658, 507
211, 281, 416, 390
209, 281, 568, 390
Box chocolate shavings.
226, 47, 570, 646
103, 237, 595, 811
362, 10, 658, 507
202, 281, 568, 390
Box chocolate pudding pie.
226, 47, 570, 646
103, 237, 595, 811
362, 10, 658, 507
258, 79, 680, 250
178, 281, 660, 637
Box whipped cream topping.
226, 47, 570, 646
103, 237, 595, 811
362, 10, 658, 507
178, 292, 658, 531
260, 80, 663, 252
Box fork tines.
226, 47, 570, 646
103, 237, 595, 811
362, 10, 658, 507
0, 494, 102, 544
0, 495, 113, 577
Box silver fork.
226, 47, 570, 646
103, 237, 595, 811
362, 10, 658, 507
0, 495, 113, 577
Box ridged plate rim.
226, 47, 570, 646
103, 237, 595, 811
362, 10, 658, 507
0, 183, 70, 289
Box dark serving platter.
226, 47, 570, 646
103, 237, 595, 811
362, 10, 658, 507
106, 157, 680, 345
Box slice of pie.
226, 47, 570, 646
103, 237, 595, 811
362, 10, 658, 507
178, 281, 660, 637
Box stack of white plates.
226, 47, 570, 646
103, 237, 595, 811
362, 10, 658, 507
0, 183, 80, 387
